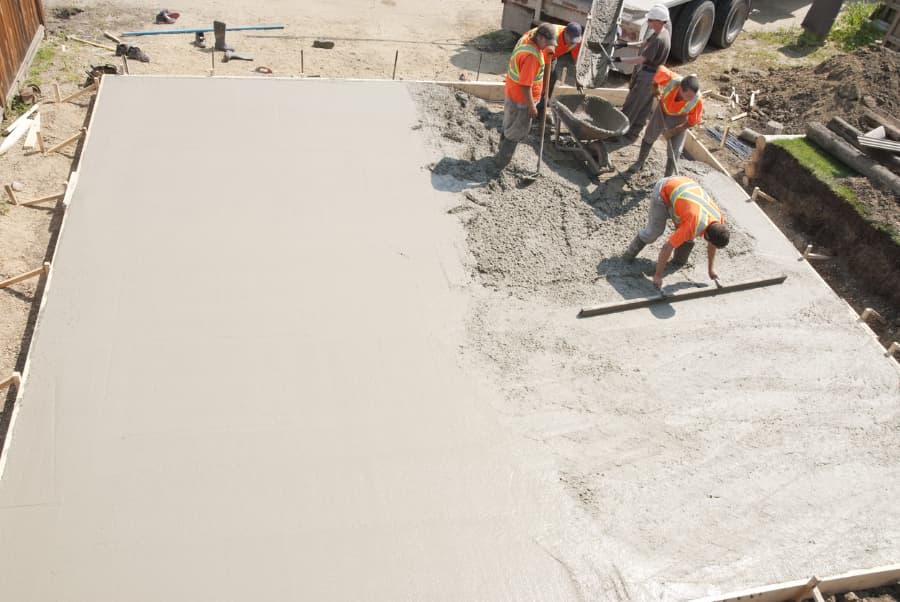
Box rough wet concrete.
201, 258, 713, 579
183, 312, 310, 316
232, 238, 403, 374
416, 84, 900, 599
0, 78, 897, 601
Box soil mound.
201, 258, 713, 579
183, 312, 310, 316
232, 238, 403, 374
730, 45, 900, 134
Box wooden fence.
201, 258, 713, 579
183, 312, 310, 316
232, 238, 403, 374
0, 0, 45, 110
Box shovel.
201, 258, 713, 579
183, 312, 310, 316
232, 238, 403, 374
520, 61, 553, 185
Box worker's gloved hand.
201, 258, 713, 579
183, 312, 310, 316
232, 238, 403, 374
663, 127, 678, 139
614, 41, 629, 49
611, 56, 622, 63
709, 269, 719, 281
576, 82, 584, 94
528, 103, 538, 119
653, 274, 663, 289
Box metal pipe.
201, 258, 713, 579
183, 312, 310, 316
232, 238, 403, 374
122, 25, 285, 37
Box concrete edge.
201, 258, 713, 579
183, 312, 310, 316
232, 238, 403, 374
0, 74, 106, 480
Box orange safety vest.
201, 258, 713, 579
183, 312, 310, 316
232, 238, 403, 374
658, 66, 702, 116
508, 36, 546, 85
662, 177, 723, 239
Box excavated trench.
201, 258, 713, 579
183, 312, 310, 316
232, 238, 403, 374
756, 144, 900, 347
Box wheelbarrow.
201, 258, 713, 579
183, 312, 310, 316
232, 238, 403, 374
550, 95, 630, 176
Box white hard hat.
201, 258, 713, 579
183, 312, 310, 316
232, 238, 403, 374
647, 5, 670, 22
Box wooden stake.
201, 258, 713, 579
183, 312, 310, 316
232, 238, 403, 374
792, 577, 820, 602
67, 35, 116, 52
859, 308, 883, 323
37, 130, 46, 154
53, 82, 61, 102
731, 112, 748, 121
23, 113, 41, 150
719, 125, 730, 149
44, 128, 86, 155
59, 82, 98, 104
0, 262, 50, 289
122, 55, 130, 75
4, 184, 19, 205
301, 49, 304, 74
887, 342, 900, 356
16, 192, 65, 207
392, 49, 399, 80
0, 372, 21, 392
750, 187, 778, 203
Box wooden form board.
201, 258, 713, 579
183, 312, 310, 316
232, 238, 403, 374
690, 564, 900, 602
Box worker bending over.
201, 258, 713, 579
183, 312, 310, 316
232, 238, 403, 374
494, 23, 557, 170
610, 4, 671, 140
623, 176, 730, 289
629, 66, 703, 176
529, 22, 585, 117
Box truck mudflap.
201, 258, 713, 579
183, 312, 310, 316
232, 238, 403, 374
575, 0, 627, 88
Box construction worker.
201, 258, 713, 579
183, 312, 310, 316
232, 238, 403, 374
610, 5, 671, 140
622, 176, 730, 289
494, 23, 557, 170
531, 22, 585, 116
628, 66, 703, 177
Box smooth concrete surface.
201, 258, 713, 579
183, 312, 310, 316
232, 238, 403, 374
0, 77, 579, 601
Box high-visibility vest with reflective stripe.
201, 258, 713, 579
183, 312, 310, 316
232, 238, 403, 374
508, 37, 545, 84
667, 180, 723, 238
660, 76, 701, 116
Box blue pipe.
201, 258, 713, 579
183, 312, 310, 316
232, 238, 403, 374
122, 25, 285, 36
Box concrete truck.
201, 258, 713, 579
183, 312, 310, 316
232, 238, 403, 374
500, 0, 752, 65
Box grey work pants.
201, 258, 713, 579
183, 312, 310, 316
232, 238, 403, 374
503, 97, 533, 142
638, 178, 671, 244
642, 106, 688, 159
620, 69, 656, 137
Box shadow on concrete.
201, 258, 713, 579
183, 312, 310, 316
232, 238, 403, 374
430, 157, 497, 192
593, 255, 705, 320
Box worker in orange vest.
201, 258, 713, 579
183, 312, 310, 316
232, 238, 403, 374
529, 22, 585, 117
623, 176, 729, 289
628, 65, 703, 177
494, 23, 557, 170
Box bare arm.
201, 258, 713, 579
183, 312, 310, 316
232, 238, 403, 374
707, 242, 718, 280
653, 242, 674, 289
521, 84, 537, 117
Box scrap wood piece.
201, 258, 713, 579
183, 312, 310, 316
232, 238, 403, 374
0, 119, 32, 156
103, 30, 122, 44
577, 275, 788, 318
66, 35, 116, 52
2, 103, 40, 135
44, 128, 86, 155
0, 262, 50, 289
23, 113, 41, 150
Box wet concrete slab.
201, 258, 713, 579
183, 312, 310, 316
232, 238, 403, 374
0, 77, 579, 601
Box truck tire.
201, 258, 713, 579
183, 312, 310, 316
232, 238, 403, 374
710, 0, 750, 48
670, 0, 716, 63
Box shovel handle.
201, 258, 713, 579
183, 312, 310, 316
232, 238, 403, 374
535, 58, 552, 174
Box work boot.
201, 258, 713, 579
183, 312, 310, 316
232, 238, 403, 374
622, 235, 646, 262
493, 135, 517, 170
214, 21, 234, 51
628, 141, 653, 173
664, 154, 678, 177
671, 240, 695, 265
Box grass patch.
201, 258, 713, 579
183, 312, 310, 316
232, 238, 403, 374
749, 27, 832, 62
830, 1, 882, 50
